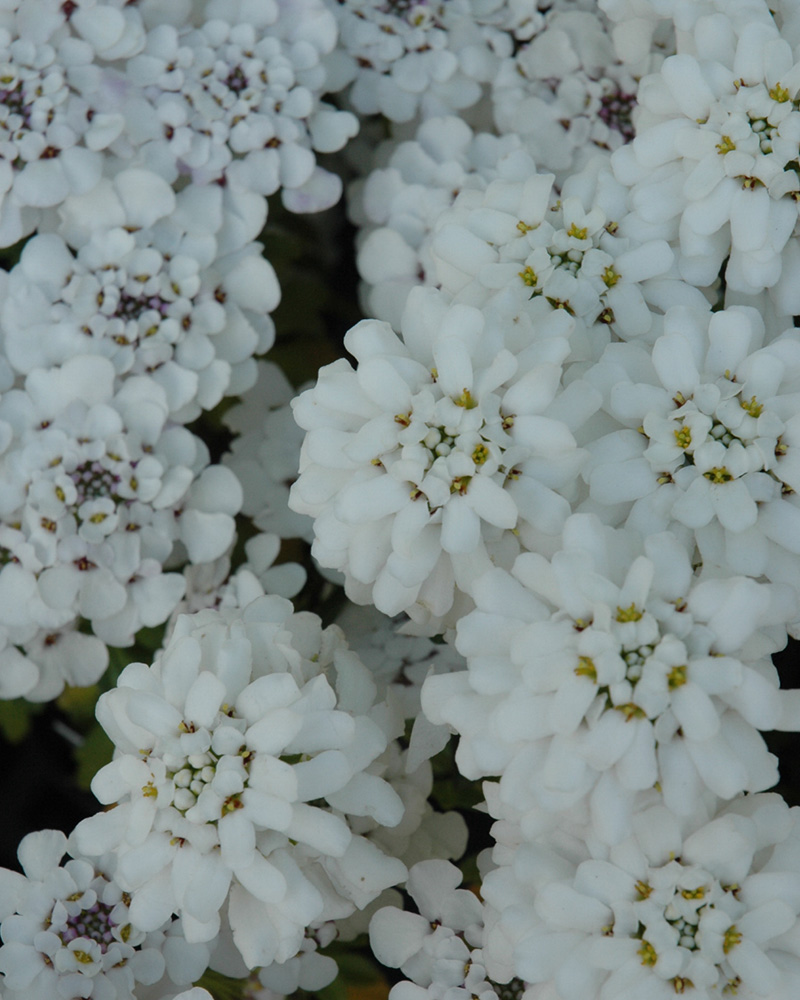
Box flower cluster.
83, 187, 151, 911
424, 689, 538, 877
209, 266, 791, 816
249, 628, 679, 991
0, 829, 209, 999
4, 0, 800, 999
70, 598, 408, 968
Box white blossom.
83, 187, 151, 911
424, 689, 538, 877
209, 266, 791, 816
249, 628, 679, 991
0, 5, 109, 244
117, 0, 357, 211
612, 19, 800, 300
491, 7, 646, 180
328, 0, 511, 124
584, 304, 800, 595
70, 598, 407, 968
0, 355, 241, 649
431, 162, 689, 356
0, 828, 208, 1000
485, 794, 800, 1000
290, 284, 592, 629
351, 116, 532, 329
370, 860, 527, 1000
4, 173, 278, 422
422, 514, 798, 840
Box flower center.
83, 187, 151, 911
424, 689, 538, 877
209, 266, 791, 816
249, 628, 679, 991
59, 900, 117, 953
598, 87, 637, 141
224, 65, 248, 94
490, 978, 527, 1000
170, 750, 220, 814
115, 290, 171, 322
69, 461, 121, 506
0, 80, 32, 128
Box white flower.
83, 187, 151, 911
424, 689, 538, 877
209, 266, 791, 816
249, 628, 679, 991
612, 21, 800, 298
422, 514, 798, 840
168, 533, 306, 637
330, 0, 510, 123
431, 163, 683, 353
369, 861, 523, 1000
584, 304, 800, 593
489, 794, 800, 1000
290, 284, 591, 629
352, 116, 531, 330
0, 8, 108, 245
0, 828, 208, 1000
120, 0, 357, 210
70, 598, 407, 968
5, 175, 278, 421
370, 860, 483, 973
252, 925, 338, 1000
491, 8, 645, 180
0, 355, 242, 649
21, 624, 108, 702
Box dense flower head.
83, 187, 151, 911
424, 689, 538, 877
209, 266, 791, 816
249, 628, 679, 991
3, 173, 279, 421
431, 162, 693, 354
491, 7, 645, 179
0, 829, 208, 1000
422, 514, 798, 840
289, 284, 595, 629
482, 794, 800, 1000
117, 0, 357, 211
70, 598, 407, 968
327, 0, 513, 124
584, 304, 800, 598
0, 5, 107, 245
352, 115, 531, 330
611, 18, 800, 299
0, 354, 242, 647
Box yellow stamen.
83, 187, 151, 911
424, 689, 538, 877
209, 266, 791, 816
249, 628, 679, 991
574, 656, 597, 681
723, 925, 742, 954
740, 395, 763, 417
638, 939, 657, 966
668, 665, 687, 689
703, 466, 733, 483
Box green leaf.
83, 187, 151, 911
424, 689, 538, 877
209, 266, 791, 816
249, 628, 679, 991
74, 723, 115, 791
57, 684, 101, 728
0, 697, 41, 743
194, 968, 251, 1000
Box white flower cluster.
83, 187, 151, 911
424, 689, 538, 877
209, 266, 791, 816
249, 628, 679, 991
483, 793, 800, 1000
0, 0, 363, 698
290, 284, 593, 630
281, 1, 800, 998
70, 598, 408, 968
325, 0, 514, 124
0, 829, 209, 1000
0, 351, 243, 697
4, 176, 278, 421
491, 6, 649, 180
350, 115, 531, 330
370, 860, 525, 1000
7, 0, 800, 998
